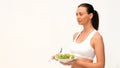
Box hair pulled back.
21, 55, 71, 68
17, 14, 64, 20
78, 3, 99, 30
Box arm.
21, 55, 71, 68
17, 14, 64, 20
75, 33, 105, 68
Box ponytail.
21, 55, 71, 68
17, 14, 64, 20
92, 10, 99, 30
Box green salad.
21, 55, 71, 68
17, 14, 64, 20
56, 53, 75, 59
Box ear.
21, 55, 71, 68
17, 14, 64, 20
89, 13, 93, 19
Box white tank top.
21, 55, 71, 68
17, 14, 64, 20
69, 30, 97, 60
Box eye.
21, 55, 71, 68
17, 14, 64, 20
79, 12, 83, 16
76, 13, 78, 16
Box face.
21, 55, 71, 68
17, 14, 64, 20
76, 6, 93, 25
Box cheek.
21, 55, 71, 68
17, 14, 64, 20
78, 18, 89, 25
82, 16, 90, 22
77, 16, 89, 25
81, 17, 87, 22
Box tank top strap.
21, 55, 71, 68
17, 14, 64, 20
87, 30, 97, 40
73, 31, 81, 42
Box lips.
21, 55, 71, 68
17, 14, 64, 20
77, 20, 81, 23
77, 20, 82, 25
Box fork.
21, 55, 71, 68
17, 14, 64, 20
59, 48, 62, 53
48, 48, 62, 62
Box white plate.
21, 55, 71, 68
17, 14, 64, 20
57, 58, 76, 63
55, 57, 77, 63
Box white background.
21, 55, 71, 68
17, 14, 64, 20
0, 0, 120, 68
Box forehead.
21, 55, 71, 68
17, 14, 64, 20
76, 6, 87, 13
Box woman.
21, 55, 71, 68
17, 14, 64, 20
53, 3, 105, 68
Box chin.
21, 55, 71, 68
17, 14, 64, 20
78, 22, 82, 25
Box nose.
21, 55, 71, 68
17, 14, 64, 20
76, 15, 81, 22
77, 15, 81, 20
77, 14, 81, 19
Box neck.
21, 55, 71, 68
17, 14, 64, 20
82, 22, 94, 33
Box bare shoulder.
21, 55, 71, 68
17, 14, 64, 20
92, 31, 104, 47
73, 32, 79, 40
93, 32, 103, 41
